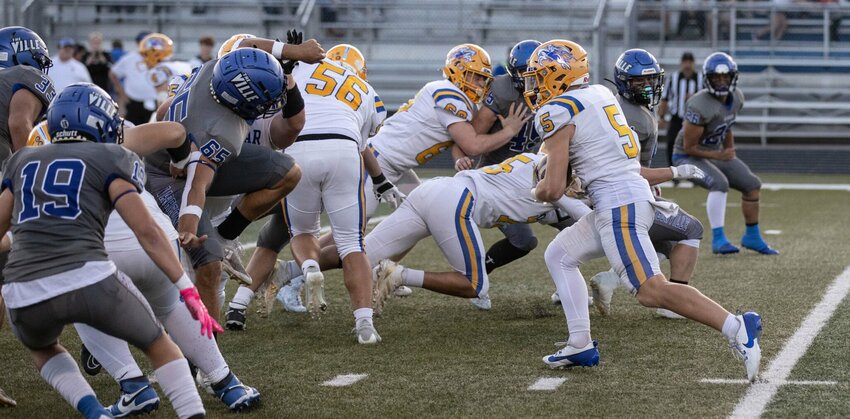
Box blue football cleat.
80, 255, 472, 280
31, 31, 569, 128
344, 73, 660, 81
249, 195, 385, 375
731, 311, 762, 382
213, 373, 261, 412
741, 235, 779, 255
712, 241, 740, 254
542, 340, 600, 368
108, 377, 160, 417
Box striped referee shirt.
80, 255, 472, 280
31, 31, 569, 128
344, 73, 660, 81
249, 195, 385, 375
663, 70, 703, 119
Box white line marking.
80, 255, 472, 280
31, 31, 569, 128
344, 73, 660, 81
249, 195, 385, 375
702, 378, 837, 385
729, 265, 850, 419
764, 230, 782, 235
656, 181, 850, 192
242, 215, 389, 251
528, 377, 568, 391
321, 373, 368, 387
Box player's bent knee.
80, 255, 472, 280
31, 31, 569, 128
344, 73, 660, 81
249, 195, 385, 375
335, 235, 364, 260
509, 234, 538, 253
634, 275, 667, 308
544, 240, 576, 270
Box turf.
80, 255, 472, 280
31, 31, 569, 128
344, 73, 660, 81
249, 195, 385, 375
1, 176, 849, 418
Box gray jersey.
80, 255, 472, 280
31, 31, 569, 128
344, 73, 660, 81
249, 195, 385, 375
2, 143, 144, 283
0, 66, 55, 162
477, 75, 541, 166
673, 89, 744, 155
147, 61, 249, 174
617, 95, 658, 167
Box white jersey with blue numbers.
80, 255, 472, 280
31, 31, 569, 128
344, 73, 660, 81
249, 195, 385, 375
534, 84, 653, 210
292, 59, 386, 150
457, 153, 557, 228
369, 79, 474, 173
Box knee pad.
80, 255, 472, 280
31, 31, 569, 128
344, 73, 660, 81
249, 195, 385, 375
709, 176, 730, 193
505, 228, 538, 252
334, 230, 364, 260
688, 216, 704, 241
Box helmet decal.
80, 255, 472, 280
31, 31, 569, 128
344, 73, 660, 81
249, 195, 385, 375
538, 45, 574, 70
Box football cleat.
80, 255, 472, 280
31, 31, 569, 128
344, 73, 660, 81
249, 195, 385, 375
80, 344, 102, 376
195, 371, 215, 396
213, 373, 260, 412
108, 378, 160, 417
372, 260, 403, 315
469, 296, 492, 310
303, 267, 327, 319
355, 321, 382, 345
393, 285, 413, 297
590, 271, 619, 316
655, 308, 686, 319
542, 340, 600, 368
221, 239, 252, 286
741, 235, 779, 255
261, 259, 298, 315
0, 387, 16, 407
255, 280, 269, 317
277, 275, 307, 313
730, 311, 762, 382
225, 306, 247, 331
712, 239, 740, 255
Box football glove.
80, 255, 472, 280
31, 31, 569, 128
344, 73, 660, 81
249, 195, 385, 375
280, 29, 303, 74
180, 287, 223, 339
372, 174, 406, 209
671, 164, 705, 181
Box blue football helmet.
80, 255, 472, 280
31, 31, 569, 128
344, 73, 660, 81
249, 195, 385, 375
507, 39, 541, 90
703, 52, 738, 97
0, 26, 52, 73
614, 48, 664, 107
211, 49, 286, 120
47, 83, 123, 144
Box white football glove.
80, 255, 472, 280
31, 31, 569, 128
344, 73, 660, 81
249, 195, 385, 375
671, 164, 705, 181
372, 174, 406, 209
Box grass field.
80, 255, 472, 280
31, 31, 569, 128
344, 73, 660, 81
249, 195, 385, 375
1, 172, 849, 418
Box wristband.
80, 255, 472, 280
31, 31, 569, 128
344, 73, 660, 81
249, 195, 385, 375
179, 205, 203, 218
175, 273, 194, 291
670, 166, 679, 179
272, 41, 286, 60
282, 85, 304, 118
166, 134, 192, 165
371, 173, 387, 185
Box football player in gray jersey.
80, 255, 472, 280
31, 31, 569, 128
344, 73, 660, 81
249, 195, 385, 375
2, 83, 217, 418
672, 52, 778, 255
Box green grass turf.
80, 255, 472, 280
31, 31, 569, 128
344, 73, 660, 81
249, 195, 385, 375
1, 176, 850, 417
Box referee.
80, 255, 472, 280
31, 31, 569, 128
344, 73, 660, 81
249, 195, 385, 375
659, 52, 702, 167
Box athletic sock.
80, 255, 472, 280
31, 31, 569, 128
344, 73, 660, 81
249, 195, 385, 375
545, 244, 592, 349
484, 238, 531, 273
285, 260, 301, 280
721, 314, 740, 341
40, 352, 100, 414
229, 286, 255, 309
712, 227, 728, 244
154, 359, 205, 418
301, 259, 320, 276
400, 268, 424, 288
353, 307, 374, 327
162, 306, 231, 385
216, 207, 252, 241
744, 223, 761, 237
706, 191, 727, 230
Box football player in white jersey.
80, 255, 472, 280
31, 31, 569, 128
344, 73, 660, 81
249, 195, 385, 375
526, 40, 762, 382
139, 33, 193, 108
364, 43, 530, 216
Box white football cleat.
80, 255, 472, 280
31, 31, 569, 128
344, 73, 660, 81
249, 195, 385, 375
303, 267, 327, 319
355, 321, 382, 345
278, 275, 307, 313
731, 311, 763, 382
260, 259, 297, 315
393, 285, 413, 297
221, 238, 252, 286
656, 308, 686, 319
542, 340, 600, 368
372, 260, 403, 315
469, 295, 491, 310
589, 271, 619, 316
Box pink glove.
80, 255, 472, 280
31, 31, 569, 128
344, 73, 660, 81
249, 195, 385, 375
180, 287, 223, 339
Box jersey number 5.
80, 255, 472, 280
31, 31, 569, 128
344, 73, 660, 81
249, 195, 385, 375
481, 154, 533, 175
305, 62, 368, 111
19, 159, 85, 223
604, 105, 638, 159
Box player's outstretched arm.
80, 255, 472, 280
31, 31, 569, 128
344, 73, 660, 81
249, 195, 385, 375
178, 152, 214, 248
8, 89, 43, 153
471, 105, 499, 135
234, 35, 324, 64
448, 102, 530, 156
640, 165, 706, 186
111, 179, 221, 338
534, 124, 575, 203
123, 122, 187, 157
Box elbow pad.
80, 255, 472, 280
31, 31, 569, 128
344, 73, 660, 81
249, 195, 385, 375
282, 87, 304, 118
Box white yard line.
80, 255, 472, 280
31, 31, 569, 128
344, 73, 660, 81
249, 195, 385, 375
764, 230, 782, 235
728, 265, 850, 419
702, 378, 836, 386
656, 182, 850, 192
242, 215, 389, 251
527, 377, 568, 391
321, 374, 369, 387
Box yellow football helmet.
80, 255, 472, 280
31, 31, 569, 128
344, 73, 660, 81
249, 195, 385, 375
218, 33, 256, 57
327, 44, 367, 80
27, 120, 51, 147
139, 33, 174, 69
523, 40, 589, 111
443, 44, 493, 104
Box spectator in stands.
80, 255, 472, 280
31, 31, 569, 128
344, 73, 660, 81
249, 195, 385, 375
83, 32, 112, 92
189, 35, 215, 68
659, 52, 702, 170
109, 31, 159, 125
110, 39, 126, 62
50, 38, 93, 94
754, 0, 793, 41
